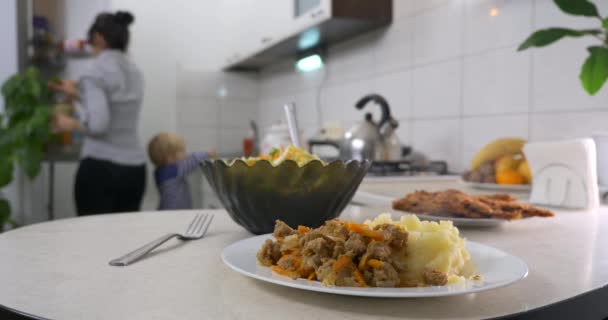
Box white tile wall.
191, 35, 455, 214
176, 66, 258, 156
320, 78, 374, 123
413, 2, 463, 65
412, 119, 462, 171
176, 69, 222, 98
412, 59, 461, 118
530, 111, 608, 141
463, 0, 533, 54
532, 39, 608, 112
254, 0, 608, 173
395, 119, 413, 146
258, 94, 296, 127
223, 72, 259, 100
414, 0, 450, 13
373, 18, 414, 74
532, 0, 608, 112
393, 0, 415, 19
175, 66, 257, 209
326, 32, 377, 84
534, 0, 608, 29
220, 99, 257, 129
176, 97, 220, 127
293, 90, 321, 126
178, 126, 219, 152
463, 47, 530, 115
373, 69, 412, 120
218, 127, 251, 154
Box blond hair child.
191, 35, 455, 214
148, 132, 211, 210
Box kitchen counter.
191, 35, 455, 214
358, 175, 529, 199
0, 178, 607, 319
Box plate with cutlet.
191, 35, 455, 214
391, 189, 554, 227
461, 181, 531, 193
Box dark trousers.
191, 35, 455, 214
75, 157, 146, 216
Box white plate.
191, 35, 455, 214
353, 192, 506, 228
462, 180, 531, 192
416, 214, 506, 228
221, 235, 528, 298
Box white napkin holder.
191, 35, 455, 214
523, 138, 599, 210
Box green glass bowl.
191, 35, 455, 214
200, 159, 371, 234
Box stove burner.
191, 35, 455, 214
368, 160, 448, 176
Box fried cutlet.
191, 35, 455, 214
392, 189, 554, 220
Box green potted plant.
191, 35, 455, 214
519, 0, 608, 95
0, 67, 53, 232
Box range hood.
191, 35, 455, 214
224, 0, 392, 71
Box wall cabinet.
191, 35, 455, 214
222, 0, 391, 71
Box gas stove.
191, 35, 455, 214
367, 160, 449, 177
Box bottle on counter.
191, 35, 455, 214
243, 120, 259, 157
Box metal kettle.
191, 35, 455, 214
342, 94, 401, 161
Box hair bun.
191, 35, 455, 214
114, 11, 134, 26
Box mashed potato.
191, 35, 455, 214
364, 213, 477, 286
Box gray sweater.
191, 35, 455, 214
78, 50, 146, 165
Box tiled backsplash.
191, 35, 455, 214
176, 66, 258, 155
256, 0, 608, 173
176, 67, 259, 209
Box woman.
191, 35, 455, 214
51, 11, 146, 216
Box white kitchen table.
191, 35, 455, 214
1, 186, 608, 319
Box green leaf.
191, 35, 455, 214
0, 128, 13, 155
0, 159, 13, 188
554, 0, 600, 17
0, 198, 10, 231
603, 17, 608, 30
580, 46, 608, 95
0, 199, 10, 217
25, 67, 39, 80
1, 66, 49, 183
1, 74, 21, 98
16, 143, 43, 179
1, 122, 27, 151
518, 28, 602, 51
26, 107, 51, 134
28, 80, 42, 100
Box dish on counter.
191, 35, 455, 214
257, 214, 479, 288
392, 189, 554, 220
222, 214, 529, 298
463, 138, 531, 187
461, 180, 532, 192
200, 146, 370, 234
414, 214, 507, 227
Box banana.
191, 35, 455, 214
470, 138, 527, 171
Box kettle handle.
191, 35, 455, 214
355, 94, 392, 127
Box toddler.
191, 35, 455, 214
148, 132, 211, 210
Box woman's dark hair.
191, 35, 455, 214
87, 11, 134, 52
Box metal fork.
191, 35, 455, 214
109, 213, 214, 267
